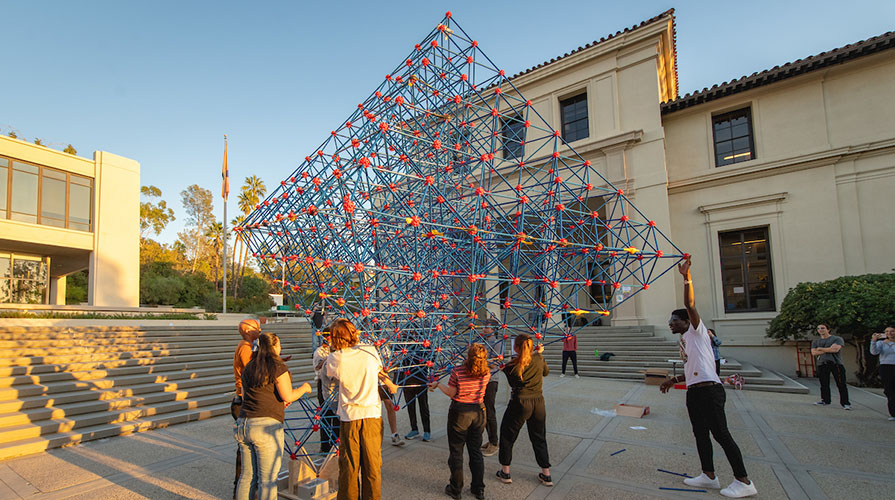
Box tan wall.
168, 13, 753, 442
662, 51, 895, 379
89, 152, 140, 307
500, 20, 680, 331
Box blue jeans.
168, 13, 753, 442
235, 417, 284, 500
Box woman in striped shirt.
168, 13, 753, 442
430, 343, 491, 500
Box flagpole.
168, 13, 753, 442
222, 135, 228, 315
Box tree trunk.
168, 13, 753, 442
854, 337, 880, 387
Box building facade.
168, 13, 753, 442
499, 9, 894, 377
0, 135, 140, 307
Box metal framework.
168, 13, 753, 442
240, 12, 685, 466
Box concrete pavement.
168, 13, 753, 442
0, 377, 891, 499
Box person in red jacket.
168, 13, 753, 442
561, 325, 579, 378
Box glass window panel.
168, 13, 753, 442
716, 141, 733, 155
12, 258, 42, 280
11, 170, 38, 217
69, 221, 90, 232
0, 165, 7, 218
12, 161, 38, 174
731, 123, 749, 138
13, 279, 46, 304
69, 183, 92, 228
41, 177, 66, 222
0, 158, 7, 167
732, 137, 750, 151
718, 227, 774, 312
715, 127, 732, 142
561, 94, 589, 142
0, 256, 9, 278
0, 279, 9, 303
42, 218, 66, 228
43, 168, 66, 180
71, 174, 92, 187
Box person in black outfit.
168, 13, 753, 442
495, 333, 553, 487
480, 320, 500, 456
402, 343, 431, 440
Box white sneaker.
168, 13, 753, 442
683, 473, 720, 489
391, 433, 405, 446
720, 479, 758, 498
575, 374, 580, 379
560, 374, 565, 378
888, 417, 895, 421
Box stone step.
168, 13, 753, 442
0, 364, 315, 414
0, 343, 312, 367
0, 325, 313, 341
0, 394, 232, 443
0, 347, 311, 379
0, 401, 230, 461
0, 339, 312, 358
0, 382, 235, 428
0, 333, 314, 349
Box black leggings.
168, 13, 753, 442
404, 384, 431, 433
685, 383, 747, 479
498, 395, 550, 469
817, 362, 850, 406
562, 351, 578, 375
880, 364, 895, 418
483, 380, 498, 446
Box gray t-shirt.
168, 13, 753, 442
812, 335, 844, 365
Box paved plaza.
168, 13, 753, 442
0, 377, 891, 500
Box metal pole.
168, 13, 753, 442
223, 199, 228, 314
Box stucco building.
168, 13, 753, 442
0, 135, 140, 307
496, 9, 894, 376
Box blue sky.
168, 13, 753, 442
3, 0, 894, 244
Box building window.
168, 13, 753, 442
502, 116, 525, 161
713, 108, 755, 167
0, 158, 7, 220
0, 156, 93, 231
560, 93, 589, 142
0, 252, 48, 304
10, 161, 38, 223
719, 227, 775, 312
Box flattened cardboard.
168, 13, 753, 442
614, 403, 650, 418
643, 368, 670, 386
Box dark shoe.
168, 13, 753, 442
472, 489, 485, 500
481, 442, 498, 457
444, 484, 462, 499
538, 473, 553, 486
496, 470, 512, 484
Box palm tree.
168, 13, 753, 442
206, 222, 224, 286
230, 214, 246, 290
234, 177, 266, 296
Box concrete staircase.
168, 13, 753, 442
543, 326, 808, 394
0, 323, 316, 461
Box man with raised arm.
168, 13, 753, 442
659, 257, 757, 498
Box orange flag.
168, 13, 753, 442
222, 135, 229, 200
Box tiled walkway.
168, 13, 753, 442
0, 377, 891, 499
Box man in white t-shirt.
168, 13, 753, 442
325, 318, 397, 500
659, 257, 757, 498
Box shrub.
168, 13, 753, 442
767, 273, 895, 385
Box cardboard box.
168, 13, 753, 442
614, 403, 650, 418
643, 368, 670, 386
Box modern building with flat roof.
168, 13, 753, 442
0, 135, 139, 307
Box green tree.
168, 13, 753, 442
205, 221, 225, 286
64, 270, 89, 304
64, 144, 77, 155
140, 185, 176, 240
180, 184, 214, 273
767, 273, 895, 385
233, 176, 266, 296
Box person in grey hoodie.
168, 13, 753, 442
870, 326, 895, 420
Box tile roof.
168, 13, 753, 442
503, 9, 678, 95
661, 30, 895, 114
